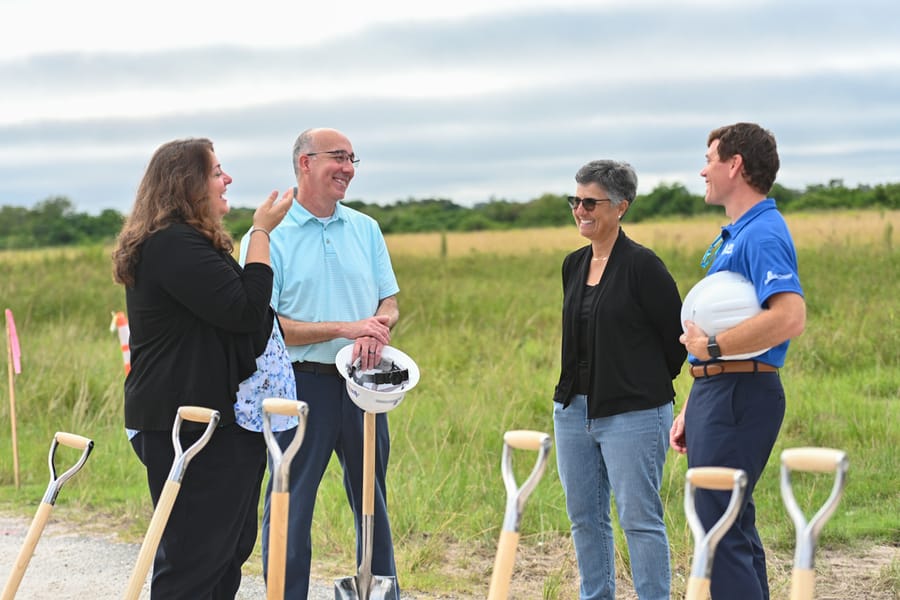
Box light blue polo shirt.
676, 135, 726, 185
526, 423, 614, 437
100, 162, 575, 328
240, 200, 399, 364
692, 198, 804, 368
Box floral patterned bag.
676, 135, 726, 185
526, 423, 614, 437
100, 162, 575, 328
234, 319, 298, 432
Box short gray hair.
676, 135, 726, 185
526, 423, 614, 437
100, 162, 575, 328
292, 129, 315, 177
575, 160, 638, 208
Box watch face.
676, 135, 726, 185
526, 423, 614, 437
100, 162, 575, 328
707, 337, 722, 358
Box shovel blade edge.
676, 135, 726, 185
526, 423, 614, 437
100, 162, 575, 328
334, 575, 399, 600
334, 576, 358, 600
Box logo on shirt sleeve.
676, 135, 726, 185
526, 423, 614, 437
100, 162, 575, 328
764, 271, 794, 285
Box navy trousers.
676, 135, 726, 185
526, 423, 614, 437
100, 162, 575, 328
261, 365, 398, 599
685, 372, 785, 600
131, 424, 267, 600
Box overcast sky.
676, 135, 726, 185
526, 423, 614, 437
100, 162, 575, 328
1, 0, 898, 214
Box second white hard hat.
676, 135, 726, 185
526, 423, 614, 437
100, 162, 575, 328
681, 270, 770, 360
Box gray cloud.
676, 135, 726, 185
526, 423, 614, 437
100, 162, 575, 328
2, 1, 899, 213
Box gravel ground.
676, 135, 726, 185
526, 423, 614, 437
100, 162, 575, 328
4, 514, 895, 599
0, 515, 343, 599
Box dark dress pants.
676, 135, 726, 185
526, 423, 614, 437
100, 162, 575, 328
261, 366, 398, 599
131, 423, 267, 600
685, 372, 785, 600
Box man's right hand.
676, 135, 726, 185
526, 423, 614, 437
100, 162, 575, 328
345, 315, 392, 346
670, 410, 687, 454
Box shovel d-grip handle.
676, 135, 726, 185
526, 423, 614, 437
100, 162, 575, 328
262, 398, 308, 600
0, 432, 94, 600
45, 432, 94, 504
263, 397, 308, 417
503, 429, 550, 451
487, 430, 552, 600
684, 467, 748, 600
168, 406, 220, 483
780, 447, 849, 600
123, 406, 220, 600
262, 398, 309, 493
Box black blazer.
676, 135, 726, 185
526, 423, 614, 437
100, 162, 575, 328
553, 229, 686, 419
124, 223, 274, 431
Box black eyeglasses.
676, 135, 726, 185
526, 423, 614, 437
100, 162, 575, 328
306, 149, 360, 166
567, 196, 612, 211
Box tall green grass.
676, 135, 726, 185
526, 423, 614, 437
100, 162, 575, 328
0, 221, 897, 597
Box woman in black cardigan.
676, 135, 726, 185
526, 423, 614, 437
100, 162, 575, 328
552, 160, 686, 600
112, 138, 291, 599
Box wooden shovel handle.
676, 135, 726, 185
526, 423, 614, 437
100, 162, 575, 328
262, 397, 304, 417
781, 447, 845, 473
363, 412, 375, 516
178, 405, 219, 424
487, 529, 519, 600
54, 432, 92, 450
503, 430, 548, 451
685, 575, 711, 600
267, 491, 290, 600
790, 567, 815, 600
686, 467, 743, 490
0, 503, 53, 600
124, 480, 181, 600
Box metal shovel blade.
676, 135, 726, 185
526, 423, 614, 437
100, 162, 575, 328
334, 574, 397, 600
333, 516, 398, 600
334, 515, 398, 600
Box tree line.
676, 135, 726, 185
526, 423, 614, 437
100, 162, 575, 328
1, 180, 898, 250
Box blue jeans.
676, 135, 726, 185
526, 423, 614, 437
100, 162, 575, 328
261, 367, 398, 599
554, 396, 673, 600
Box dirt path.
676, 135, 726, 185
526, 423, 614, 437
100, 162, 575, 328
1, 515, 896, 599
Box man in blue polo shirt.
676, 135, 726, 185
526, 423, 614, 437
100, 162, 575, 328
240, 127, 400, 599
669, 122, 806, 599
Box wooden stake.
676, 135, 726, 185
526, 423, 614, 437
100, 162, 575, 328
5, 315, 19, 489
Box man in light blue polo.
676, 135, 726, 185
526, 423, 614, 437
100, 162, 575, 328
240, 127, 400, 599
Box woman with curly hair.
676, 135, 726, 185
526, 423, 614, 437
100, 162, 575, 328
113, 138, 291, 599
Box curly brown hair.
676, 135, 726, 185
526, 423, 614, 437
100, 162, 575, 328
707, 123, 780, 195
112, 138, 233, 287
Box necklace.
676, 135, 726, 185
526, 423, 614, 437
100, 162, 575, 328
592, 256, 608, 261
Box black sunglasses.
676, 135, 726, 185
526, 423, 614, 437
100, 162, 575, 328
567, 196, 612, 211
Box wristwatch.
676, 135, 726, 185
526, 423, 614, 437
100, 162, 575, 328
707, 335, 722, 359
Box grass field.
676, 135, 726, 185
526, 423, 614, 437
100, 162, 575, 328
1, 209, 898, 598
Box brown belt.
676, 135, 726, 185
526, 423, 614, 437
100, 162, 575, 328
690, 360, 778, 378
293, 361, 340, 376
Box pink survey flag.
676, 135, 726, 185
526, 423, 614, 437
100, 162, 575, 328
5, 308, 21, 374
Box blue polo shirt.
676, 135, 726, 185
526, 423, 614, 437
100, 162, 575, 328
695, 198, 804, 367
240, 200, 399, 364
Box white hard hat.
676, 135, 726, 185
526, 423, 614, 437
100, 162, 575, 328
335, 344, 420, 413
681, 271, 770, 360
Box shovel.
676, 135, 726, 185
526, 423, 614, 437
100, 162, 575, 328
1, 431, 94, 600
123, 405, 220, 600
487, 430, 552, 600
335, 411, 398, 600
683, 467, 748, 600
780, 447, 849, 600
261, 398, 309, 600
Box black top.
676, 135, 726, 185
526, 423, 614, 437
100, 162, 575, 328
574, 283, 599, 394
124, 223, 274, 431
553, 228, 686, 419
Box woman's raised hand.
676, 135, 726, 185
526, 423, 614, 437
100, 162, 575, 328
253, 189, 294, 233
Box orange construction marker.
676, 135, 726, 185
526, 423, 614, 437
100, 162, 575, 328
110, 311, 131, 374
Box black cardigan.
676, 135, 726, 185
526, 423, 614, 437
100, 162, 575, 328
553, 229, 686, 419
124, 223, 274, 431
